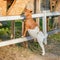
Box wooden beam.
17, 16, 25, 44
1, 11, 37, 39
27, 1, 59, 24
10, 20, 15, 39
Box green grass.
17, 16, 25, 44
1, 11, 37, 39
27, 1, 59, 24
48, 33, 60, 42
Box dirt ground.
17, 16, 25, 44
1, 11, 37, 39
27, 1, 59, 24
0, 36, 60, 60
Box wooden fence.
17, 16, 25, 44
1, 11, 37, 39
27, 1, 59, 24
0, 11, 60, 47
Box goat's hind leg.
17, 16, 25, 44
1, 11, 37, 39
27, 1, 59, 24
37, 37, 45, 55
40, 42, 45, 55
36, 31, 47, 55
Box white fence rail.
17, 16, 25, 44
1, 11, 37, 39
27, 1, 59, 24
0, 12, 60, 21
0, 11, 60, 47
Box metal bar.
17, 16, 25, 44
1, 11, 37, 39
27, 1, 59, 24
48, 29, 60, 35
0, 12, 60, 21
42, 11, 47, 44
46, 12, 60, 16
0, 36, 33, 47
0, 13, 44, 21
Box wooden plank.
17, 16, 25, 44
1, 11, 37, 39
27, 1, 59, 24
0, 0, 7, 16
10, 20, 15, 39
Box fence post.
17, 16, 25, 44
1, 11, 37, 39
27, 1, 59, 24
10, 20, 15, 39
36, 0, 41, 27
42, 11, 47, 44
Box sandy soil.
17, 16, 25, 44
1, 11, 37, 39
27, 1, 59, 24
0, 37, 60, 60
0, 45, 60, 60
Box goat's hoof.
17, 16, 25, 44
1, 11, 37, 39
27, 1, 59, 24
42, 52, 45, 56
45, 42, 47, 45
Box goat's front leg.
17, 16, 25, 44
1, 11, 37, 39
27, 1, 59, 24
22, 28, 28, 48
39, 42, 45, 55
22, 29, 27, 37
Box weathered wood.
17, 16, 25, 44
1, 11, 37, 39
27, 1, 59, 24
10, 20, 15, 39
0, 0, 7, 16
7, 0, 30, 16
22, 21, 25, 35
47, 17, 50, 31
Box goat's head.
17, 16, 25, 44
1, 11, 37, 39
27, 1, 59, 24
24, 8, 32, 18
